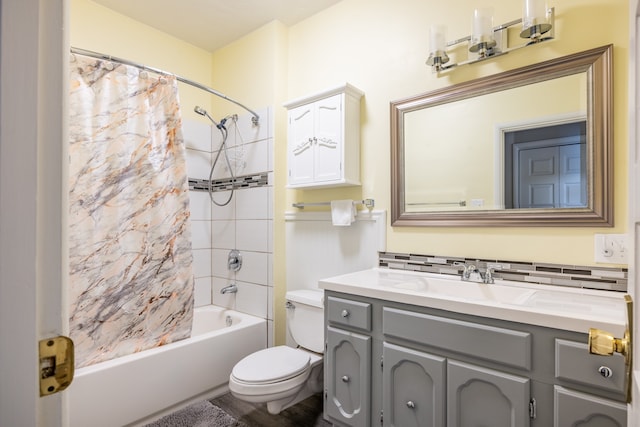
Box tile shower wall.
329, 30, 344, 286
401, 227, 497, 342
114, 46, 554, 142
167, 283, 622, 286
183, 106, 274, 346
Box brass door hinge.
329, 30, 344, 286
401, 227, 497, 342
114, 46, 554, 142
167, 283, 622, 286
39, 336, 74, 396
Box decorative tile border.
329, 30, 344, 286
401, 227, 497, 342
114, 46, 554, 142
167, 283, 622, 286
379, 251, 628, 292
188, 173, 269, 192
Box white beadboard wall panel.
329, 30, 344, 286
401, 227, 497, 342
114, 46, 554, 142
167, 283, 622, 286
191, 248, 212, 279
236, 219, 269, 253
285, 210, 387, 291
235, 281, 268, 318
212, 219, 236, 250
235, 250, 269, 286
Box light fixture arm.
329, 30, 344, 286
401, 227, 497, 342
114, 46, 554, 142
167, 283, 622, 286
427, 7, 555, 73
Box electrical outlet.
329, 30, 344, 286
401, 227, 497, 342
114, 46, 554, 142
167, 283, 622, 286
594, 234, 628, 264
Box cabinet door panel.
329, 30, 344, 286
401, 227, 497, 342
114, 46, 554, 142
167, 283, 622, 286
383, 342, 445, 427
325, 326, 371, 427
448, 360, 530, 427
288, 106, 315, 185
554, 386, 626, 427
314, 94, 343, 183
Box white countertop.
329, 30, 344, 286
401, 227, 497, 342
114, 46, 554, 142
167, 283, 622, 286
319, 267, 629, 336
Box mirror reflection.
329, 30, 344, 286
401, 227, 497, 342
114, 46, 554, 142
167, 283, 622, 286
391, 45, 612, 227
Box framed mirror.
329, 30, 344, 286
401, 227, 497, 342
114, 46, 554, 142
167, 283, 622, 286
391, 45, 612, 227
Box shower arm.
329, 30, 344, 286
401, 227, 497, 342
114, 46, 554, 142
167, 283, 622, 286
70, 47, 260, 126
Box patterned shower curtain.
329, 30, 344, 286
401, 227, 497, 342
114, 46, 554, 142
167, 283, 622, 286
68, 54, 194, 368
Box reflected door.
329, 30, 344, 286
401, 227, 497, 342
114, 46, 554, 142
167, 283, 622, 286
515, 142, 586, 209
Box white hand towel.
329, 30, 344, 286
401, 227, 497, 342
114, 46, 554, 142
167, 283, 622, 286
331, 199, 356, 226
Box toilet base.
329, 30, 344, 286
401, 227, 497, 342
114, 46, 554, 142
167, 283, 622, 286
230, 353, 324, 415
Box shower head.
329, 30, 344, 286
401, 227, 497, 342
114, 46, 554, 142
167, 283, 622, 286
193, 105, 223, 129
194, 105, 220, 125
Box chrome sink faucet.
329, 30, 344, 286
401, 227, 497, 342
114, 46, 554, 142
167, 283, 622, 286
453, 262, 499, 284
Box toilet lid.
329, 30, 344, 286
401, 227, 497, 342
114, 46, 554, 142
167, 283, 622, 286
231, 346, 310, 384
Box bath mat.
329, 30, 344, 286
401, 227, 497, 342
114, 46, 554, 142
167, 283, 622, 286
144, 401, 248, 427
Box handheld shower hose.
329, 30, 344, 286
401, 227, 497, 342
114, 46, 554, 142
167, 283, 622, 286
194, 106, 236, 207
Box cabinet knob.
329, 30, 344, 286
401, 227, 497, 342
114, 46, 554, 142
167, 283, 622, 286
341, 375, 350, 383
406, 401, 416, 409
598, 365, 613, 378
341, 309, 350, 318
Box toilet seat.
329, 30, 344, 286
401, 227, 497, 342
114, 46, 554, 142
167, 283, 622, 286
231, 346, 310, 385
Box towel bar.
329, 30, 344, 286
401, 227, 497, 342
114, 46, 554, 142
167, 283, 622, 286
292, 198, 375, 210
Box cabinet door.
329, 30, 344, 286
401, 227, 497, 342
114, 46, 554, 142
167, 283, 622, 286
325, 326, 371, 427
448, 360, 530, 427
383, 342, 446, 427
554, 386, 626, 427
313, 94, 343, 183
288, 104, 315, 186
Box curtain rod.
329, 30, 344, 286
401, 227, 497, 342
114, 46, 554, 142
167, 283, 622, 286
70, 47, 260, 125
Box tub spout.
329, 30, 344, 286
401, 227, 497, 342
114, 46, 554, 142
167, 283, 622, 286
221, 284, 238, 294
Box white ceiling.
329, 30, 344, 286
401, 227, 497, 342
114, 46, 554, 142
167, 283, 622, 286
92, 0, 343, 52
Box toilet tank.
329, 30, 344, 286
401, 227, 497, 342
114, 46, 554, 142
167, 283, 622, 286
286, 289, 324, 353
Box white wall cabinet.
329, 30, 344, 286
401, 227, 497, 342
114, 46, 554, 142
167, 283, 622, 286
284, 83, 363, 188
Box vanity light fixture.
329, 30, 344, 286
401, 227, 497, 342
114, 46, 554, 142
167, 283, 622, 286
426, 2, 554, 72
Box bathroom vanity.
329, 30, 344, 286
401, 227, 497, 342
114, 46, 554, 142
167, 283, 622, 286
319, 268, 629, 427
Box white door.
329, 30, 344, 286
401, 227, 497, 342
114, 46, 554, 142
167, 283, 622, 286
0, 0, 67, 426
630, 1, 640, 426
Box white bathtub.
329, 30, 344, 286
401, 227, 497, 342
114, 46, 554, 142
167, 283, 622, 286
67, 305, 267, 427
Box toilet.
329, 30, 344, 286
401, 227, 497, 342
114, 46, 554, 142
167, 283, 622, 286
228, 289, 325, 415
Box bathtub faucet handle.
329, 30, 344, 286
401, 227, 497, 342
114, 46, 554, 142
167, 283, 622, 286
228, 249, 242, 272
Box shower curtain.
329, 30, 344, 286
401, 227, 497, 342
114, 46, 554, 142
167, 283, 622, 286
68, 54, 194, 368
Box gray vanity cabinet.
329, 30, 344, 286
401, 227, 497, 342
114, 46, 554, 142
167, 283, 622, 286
382, 342, 446, 427
325, 296, 373, 427
554, 386, 627, 426
323, 291, 628, 427
447, 360, 530, 427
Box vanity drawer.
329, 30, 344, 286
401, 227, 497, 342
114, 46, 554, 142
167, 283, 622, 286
327, 296, 372, 331
555, 339, 626, 395
383, 307, 531, 370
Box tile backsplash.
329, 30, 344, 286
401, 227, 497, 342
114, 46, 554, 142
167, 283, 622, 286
379, 251, 627, 292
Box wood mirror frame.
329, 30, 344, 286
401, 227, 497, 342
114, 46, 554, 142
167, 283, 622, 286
391, 45, 613, 227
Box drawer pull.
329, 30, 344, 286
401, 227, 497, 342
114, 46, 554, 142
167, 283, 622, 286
341, 375, 350, 383
341, 309, 350, 318
406, 401, 416, 409
598, 366, 613, 378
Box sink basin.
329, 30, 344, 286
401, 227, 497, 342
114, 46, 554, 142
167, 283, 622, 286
389, 276, 537, 305
319, 267, 629, 334
520, 290, 624, 317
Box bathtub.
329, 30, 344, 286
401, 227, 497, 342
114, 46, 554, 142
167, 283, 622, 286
67, 305, 267, 427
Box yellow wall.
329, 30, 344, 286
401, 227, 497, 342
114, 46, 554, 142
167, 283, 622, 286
69, 0, 216, 126
71, 0, 630, 345
283, 0, 628, 265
